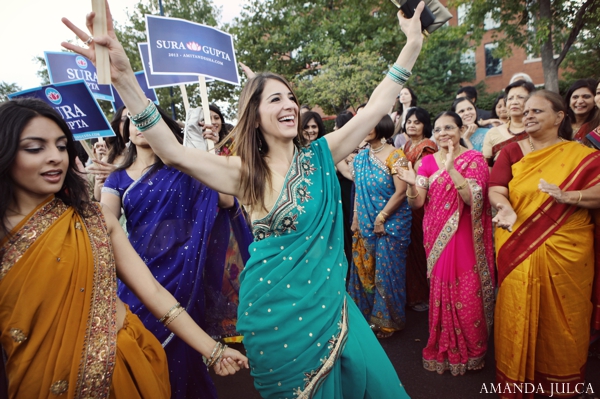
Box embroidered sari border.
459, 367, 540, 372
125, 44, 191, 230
497, 150, 600, 285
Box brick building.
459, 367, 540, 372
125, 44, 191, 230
441, 0, 566, 92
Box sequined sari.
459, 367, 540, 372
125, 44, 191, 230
348, 148, 411, 333
103, 166, 252, 399
416, 151, 495, 375
0, 196, 169, 399
494, 142, 600, 398
238, 138, 410, 399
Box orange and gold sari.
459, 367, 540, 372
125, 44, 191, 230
0, 196, 169, 399
495, 142, 600, 398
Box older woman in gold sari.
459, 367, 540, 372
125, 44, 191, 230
490, 90, 600, 398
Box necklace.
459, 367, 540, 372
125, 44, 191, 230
529, 136, 566, 152
370, 143, 387, 154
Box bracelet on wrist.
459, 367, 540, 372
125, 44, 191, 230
455, 180, 468, 190
575, 190, 583, 205
406, 190, 419, 199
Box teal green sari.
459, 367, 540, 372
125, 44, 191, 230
237, 138, 410, 399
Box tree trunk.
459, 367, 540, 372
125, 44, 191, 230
538, 0, 559, 92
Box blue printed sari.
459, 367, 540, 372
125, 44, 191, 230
237, 138, 410, 399
348, 148, 411, 333
103, 165, 252, 399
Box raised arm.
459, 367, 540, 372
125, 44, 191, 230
61, 1, 243, 198
325, 3, 424, 164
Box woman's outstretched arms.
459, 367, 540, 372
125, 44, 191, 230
103, 207, 249, 375
325, 3, 425, 164
61, 1, 243, 198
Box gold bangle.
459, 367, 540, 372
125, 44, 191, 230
575, 191, 582, 205
163, 306, 186, 327
206, 342, 223, 367
380, 210, 389, 218
406, 190, 419, 199
376, 214, 386, 224
455, 180, 468, 190
158, 302, 181, 324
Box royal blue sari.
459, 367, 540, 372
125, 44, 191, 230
237, 138, 410, 399
348, 148, 411, 333
103, 165, 252, 399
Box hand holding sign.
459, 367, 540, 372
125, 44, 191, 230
61, 1, 135, 87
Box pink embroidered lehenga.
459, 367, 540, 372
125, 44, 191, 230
416, 150, 495, 375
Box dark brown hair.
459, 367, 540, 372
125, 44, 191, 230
220, 72, 308, 211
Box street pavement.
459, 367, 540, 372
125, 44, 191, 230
212, 308, 600, 398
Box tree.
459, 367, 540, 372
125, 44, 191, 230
230, 0, 475, 115
0, 81, 22, 102
454, 0, 600, 93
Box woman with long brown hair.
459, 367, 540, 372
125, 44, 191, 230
62, 1, 425, 397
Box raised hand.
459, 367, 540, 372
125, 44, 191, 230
397, 1, 426, 41
394, 160, 416, 186
61, 1, 133, 84
444, 141, 456, 172
492, 203, 517, 232
239, 62, 256, 79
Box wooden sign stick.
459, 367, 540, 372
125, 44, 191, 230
198, 76, 214, 151
180, 84, 190, 114
80, 139, 96, 161
91, 0, 111, 84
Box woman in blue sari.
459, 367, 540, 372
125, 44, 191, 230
102, 107, 252, 399
349, 115, 411, 338
66, 2, 424, 396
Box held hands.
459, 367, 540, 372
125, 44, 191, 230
61, 1, 132, 84
492, 203, 517, 232
397, 1, 426, 42
212, 347, 249, 377
199, 121, 219, 143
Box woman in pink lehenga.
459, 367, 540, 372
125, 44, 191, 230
395, 111, 495, 375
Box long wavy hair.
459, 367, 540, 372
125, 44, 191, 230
221, 72, 308, 211
117, 105, 183, 173
529, 90, 573, 141
0, 98, 89, 236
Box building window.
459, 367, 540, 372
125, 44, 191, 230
457, 4, 469, 25
484, 11, 500, 30
484, 43, 502, 76
461, 49, 475, 67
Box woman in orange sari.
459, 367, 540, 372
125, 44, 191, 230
490, 90, 600, 399
0, 98, 247, 398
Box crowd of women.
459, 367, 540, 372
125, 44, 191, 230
0, 0, 599, 398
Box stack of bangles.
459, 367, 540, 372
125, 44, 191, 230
375, 210, 389, 225
406, 187, 418, 199
206, 342, 228, 368
158, 302, 186, 327
127, 99, 162, 132
387, 64, 412, 86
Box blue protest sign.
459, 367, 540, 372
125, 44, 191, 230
146, 15, 240, 85
112, 71, 158, 111
8, 81, 115, 141
138, 43, 200, 88
45, 52, 114, 102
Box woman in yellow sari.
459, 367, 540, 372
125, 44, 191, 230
490, 90, 600, 399
0, 98, 247, 398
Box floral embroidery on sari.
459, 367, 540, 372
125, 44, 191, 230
253, 147, 316, 241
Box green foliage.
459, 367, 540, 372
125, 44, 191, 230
231, 0, 476, 115
0, 81, 22, 102
562, 6, 600, 83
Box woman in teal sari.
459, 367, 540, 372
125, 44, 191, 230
63, 1, 425, 397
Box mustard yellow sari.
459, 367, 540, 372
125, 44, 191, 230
0, 196, 169, 399
495, 142, 600, 398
